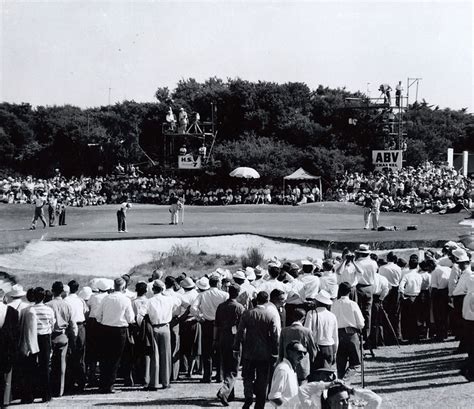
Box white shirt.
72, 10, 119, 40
453, 268, 474, 297
336, 262, 358, 287
179, 288, 199, 316
0, 303, 7, 328
191, 287, 229, 321
97, 292, 135, 327
448, 264, 462, 296
378, 262, 402, 287
431, 265, 451, 289
258, 279, 288, 297
332, 296, 365, 329
162, 288, 184, 317
64, 293, 88, 323
269, 358, 299, 407
354, 257, 378, 285
132, 295, 148, 326
146, 293, 181, 325
399, 271, 423, 296
88, 292, 108, 319
304, 307, 338, 348
320, 272, 338, 299
298, 275, 321, 301
373, 274, 390, 300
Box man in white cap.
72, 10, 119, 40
296, 260, 321, 304
191, 275, 228, 383
234, 270, 257, 309
143, 279, 180, 390
304, 290, 338, 374
6, 284, 29, 314
96, 277, 135, 393
86, 278, 111, 385
351, 244, 377, 342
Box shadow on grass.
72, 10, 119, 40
94, 397, 223, 407
371, 380, 469, 394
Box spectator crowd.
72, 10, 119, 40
331, 162, 473, 214
1, 239, 474, 407
0, 162, 472, 214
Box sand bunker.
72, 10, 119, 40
0, 234, 330, 277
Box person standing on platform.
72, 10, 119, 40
215, 283, 245, 406
191, 275, 228, 383
395, 81, 403, 107
96, 278, 135, 394
233, 291, 279, 409
117, 200, 131, 233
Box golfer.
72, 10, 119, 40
117, 200, 132, 232
169, 193, 183, 225
30, 190, 48, 230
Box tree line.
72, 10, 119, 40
0, 77, 472, 182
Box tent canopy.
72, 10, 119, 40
284, 167, 320, 180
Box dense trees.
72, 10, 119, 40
0, 78, 472, 182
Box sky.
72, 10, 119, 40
0, 1, 472, 110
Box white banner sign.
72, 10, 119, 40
372, 150, 403, 170
178, 154, 202, 169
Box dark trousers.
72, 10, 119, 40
416, 290, 430, 339
313, 345, 336, 372
51, 332, 68, 397
464, 320, 474, 377
66, 323, 86, 392
23, 334, 52, 402
86, 318, 101, 384
432, 288, 449, 340
241, 359, 271, 409
401, 295, 418, 342
356, 284, 373, 340
452, 295, 466, 350
58, 209, 66, 225
1, 370, 12, 407
218, 334, 239, 401
336, 328, 361, 379
201, 320, 214, 382
119, 329, 134, 386
170, 323, 180, 381
99, 326, 127, 392
116, 210, 126, 232
383, 286, 400, 342
48, 205, 56, 226
368, 295, 383, 348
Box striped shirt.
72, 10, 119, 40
32, 303, 55, 335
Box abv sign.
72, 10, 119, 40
372, 150, 403, 170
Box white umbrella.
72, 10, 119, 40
229, 167, 260, 179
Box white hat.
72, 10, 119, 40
443, 241, 459, 250
196, 277, 210, 291
313, 259, 323, 270
245, 267, 256, 281
152, 279, 165, 290
97, 279, 113, 292
315, 290, 333, 306
215, 268, 232, 280
181, 277, 195, 289
453, 249, 469, 263
78, 286, 93, 301
254, 265, 264, 276
268, 257, 282, 268
233, 270, 246, 280
355, 244, 370, 254
7, 284, 26, 298
63, 284, 70, 294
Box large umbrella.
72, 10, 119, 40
229, 167, 260, 179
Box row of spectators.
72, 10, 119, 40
0, 162, 472, 212
331, 162, 473, 213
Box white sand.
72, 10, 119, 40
0, 234, 330, 277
